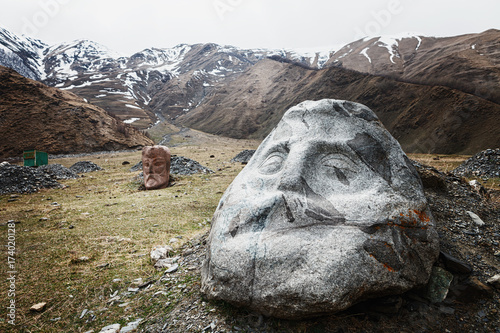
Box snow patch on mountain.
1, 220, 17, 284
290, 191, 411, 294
360, 48, 372, 63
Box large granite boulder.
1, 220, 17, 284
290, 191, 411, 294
201, 99, 439, 319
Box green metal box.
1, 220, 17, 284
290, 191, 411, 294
23, 150, 48, 167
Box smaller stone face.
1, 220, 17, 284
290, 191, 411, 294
142, 146, 171, 190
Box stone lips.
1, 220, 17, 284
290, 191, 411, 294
201, 99, 439, 319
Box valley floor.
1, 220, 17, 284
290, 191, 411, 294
0, 138, 499, 332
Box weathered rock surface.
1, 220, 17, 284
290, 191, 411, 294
142, 145, 171, 190
201, 99, 440, 319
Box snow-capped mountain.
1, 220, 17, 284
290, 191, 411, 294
1, 26, 498, 152
325, 32, 426, 74
0, 26, 336, 128
0, 27, 46, 80
324, 29, 500, 107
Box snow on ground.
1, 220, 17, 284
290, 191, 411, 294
60, 78, 111, 90
123, 117, 140, 124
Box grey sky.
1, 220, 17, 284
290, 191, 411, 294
1, 0, 499, 55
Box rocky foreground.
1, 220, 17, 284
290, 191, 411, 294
140, 161, 499, 332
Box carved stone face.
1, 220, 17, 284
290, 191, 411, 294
201, 100, 439, 319
142, 146, 171, 190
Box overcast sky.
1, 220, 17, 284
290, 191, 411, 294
1, 0, 499, 55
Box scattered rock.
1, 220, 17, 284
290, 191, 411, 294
165, 263, 179, 274
99, 323, 120, 333
80, 309, 88, 319
120, 318, 143, 332
466, 211, 485, 226
411, 161, 447, 192
150, 246, 173, 263
452, 148, 500, 179
154, 257, 179, 270
69, 161, 102, 173
424, 266, 454, 303
469, 180, 488, 196
487, 274, 500, 289
439, 251, 472, 274
230, 150, 256, 164
30, 302, 47, 312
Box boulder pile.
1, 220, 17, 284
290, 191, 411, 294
39, 164, 79, 180
0, 162, 62, 195
230, 150, 256, 163
69, 161, 103, 173
130, 156, 213, 176
170, 156, 213, 175
453, 148, 500, 179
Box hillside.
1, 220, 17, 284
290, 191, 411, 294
325, 29, 500, 105
0, 66, 153, 158
178, 59, 500, 154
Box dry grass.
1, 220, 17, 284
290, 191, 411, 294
2, 143, 495, 332
0, 137, 258, 332
408, 153, 471, 173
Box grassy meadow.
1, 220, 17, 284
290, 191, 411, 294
1, 135, 490, 332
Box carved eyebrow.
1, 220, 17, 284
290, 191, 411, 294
308, 140, 359, 164
258, 140, 290, 157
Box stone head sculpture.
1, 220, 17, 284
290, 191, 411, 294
201, 99, 439, 318
142, 145, 171, 190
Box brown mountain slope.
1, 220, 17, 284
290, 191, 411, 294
0, 66, 153, 158
177, 59, 500, 155
325, 29, 500, 105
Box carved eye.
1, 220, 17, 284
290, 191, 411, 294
321, 155, 357, 185
259, 153, 285, 175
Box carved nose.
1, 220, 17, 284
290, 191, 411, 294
276, 160, 305, 193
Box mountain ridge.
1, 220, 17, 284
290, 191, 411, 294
0, 27, 499, 154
